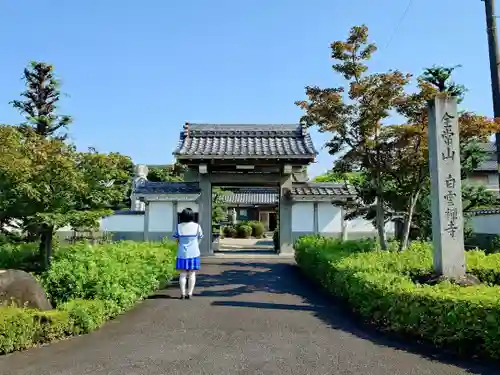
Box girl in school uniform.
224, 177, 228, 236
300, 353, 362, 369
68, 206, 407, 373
173, 208, 203, 299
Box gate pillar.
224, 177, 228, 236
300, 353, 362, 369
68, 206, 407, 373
198, 173, 213, 256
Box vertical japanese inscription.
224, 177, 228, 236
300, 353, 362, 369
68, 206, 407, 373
428, 96, 465, 278
441, 112, 459, 239
441, 112, 456, 161
443, 173, 458, 238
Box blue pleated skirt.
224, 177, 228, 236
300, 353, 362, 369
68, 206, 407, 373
176, 256, 201, 270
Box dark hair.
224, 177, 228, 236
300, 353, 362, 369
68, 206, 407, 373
179, 208, 195, 223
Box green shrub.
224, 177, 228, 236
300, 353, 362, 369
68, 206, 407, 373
0, 306, 71, 354
248, 221, 265, 238
0, 239, 177, 355
295, 236, 500, 360
41, 240, 176, 314
0, 307, 40, 353
0, 298, 121, 354
466, 250, 500, 285
236, 225, 252, 239
59, 299, 108, 334
223, 225, 237, 238
0, 242, 41, 272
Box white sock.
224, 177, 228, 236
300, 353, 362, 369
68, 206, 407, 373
187, 271, 196, 296
179, 272, 187, 296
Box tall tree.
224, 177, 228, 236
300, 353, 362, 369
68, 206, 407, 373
11, 62, 72, 139
313, 171, 361, 183
342, 66, 500, 249
147, 164, 186, 182
385, 66, 500, 249
0, 125, 133, 269
296, 24, 410, 249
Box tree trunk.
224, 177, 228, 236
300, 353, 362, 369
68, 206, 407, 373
374, 125, 387, 250
375, 197, 387, 249
400, 191, 421, 251
341, 212, 348, 241
39, 225, 54, 271
375, 164, 387, 249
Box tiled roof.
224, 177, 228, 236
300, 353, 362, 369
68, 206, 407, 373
113, 210, 146, 215
173, 123, 318, 159
469, 208, 500, 216
134, 182, 200, 195
290, 183, 356, 197
479, 142, 497, 152
475, 160, 497, 171
217, 188, 279, 205
474, 142, 497, 171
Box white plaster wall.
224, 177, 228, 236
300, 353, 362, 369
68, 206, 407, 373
102, 215, 144, 232
292, 202, 314, 232
57, 224, 73, 232
346, 217, 395, 234
472, 214, 500, 234
148, 202, 174, 232
56, 215, 145, 232
488, 173, 498, 185
318, 203, 342, 233
177, 201, 199, 213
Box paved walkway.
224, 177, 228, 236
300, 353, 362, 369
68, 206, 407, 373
0, 259, 496, 375
218, 237, 274, 249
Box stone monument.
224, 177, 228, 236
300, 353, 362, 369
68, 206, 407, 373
229, 208, 237, 225
0, 269, 53, 310
428, 96, 466, 279
131, 165, 149, 211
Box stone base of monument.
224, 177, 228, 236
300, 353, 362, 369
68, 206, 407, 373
414, 272, 481, 287
0, 269, 53, 310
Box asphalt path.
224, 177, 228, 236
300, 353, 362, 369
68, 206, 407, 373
0, 258, 497, 375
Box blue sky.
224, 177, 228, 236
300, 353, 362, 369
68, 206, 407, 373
0, 0, 493, 177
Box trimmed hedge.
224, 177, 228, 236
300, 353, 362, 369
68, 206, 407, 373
294, 236, 500, 360
248, 221, 265, 238
222, 222, 266, 238
0, 299, 107, 353
0, 239, 176, 354
236, 224, 252, 238
222, 225, 237, 238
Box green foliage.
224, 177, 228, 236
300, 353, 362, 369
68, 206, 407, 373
0, 242, 40, 272
222, 225, 237, 238
212, 188, 232, 225
297, 24, 500, 251
295, 236, 500, 359
236, 224, 252, 239
0, 299, 108, 354
59, 299, 108, 334
147, 164, 185, 182
10, 61, 72, 139
420, 65, 467, 102
313, 171, 361, 184
410, 182, 499, 241
491, 235, 500, 253
226, 221, 265, 238
296, 24, 410, 172
466, 249, 500, 285
0, 240, 177, 354
247, 221, 265, 238
0, 125, 134, 268
3, 61, 135, 268
41, 240, 176, 312
296, 24, 411, 249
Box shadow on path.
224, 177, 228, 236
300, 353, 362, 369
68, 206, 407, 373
179, 260, 498, 375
